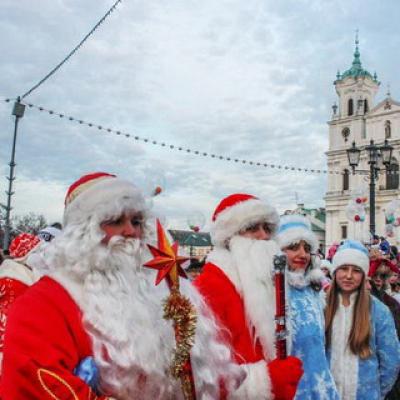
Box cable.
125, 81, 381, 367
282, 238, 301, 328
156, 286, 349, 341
22, 100, 341, 176
21, 0, 122, 99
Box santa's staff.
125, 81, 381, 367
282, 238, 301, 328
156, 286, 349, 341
273, 253, 288, 359
144, 220, 197, 400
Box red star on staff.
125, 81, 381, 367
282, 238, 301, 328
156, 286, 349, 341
144, 219, 189, 287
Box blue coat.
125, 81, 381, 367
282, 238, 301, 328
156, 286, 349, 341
328, 296, 400, 399
288, 283, 339, 399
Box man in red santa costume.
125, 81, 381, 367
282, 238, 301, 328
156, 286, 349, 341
195, 193, 303, 400
1, 172, 242, 399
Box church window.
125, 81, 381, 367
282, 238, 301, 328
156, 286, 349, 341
341, 127, 350, 142
343, 169, 349, 191
364, 99, 369, 113
385, 120, 391, 139
341, 225, 348, 239
386, 158, 399, 190
348, 99, 354, 116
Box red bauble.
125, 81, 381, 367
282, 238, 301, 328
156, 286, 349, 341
192, 226, 200, 232
153, 186, 162, 196
354, 215, 361, 222
356, 198, 362, 204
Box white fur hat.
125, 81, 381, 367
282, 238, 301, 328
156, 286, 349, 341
210, 193, 279, 247
332, 240, 369, 275
63, 172, 147, 227
277, 214, 318, 252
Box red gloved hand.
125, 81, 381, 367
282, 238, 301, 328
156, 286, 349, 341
268, 356, 303, 400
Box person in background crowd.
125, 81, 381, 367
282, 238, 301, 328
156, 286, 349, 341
369, 257, 400, 339
371, 234, 380, 250
380, 236, 391, 256
327, 242, 339, 261
369, 255, 400, 400
325, 240, 400, 399
195, 193, 303, 400
316, 243, 325, 259
1, 173, 242, 399
277, 215, 339, 399
320, 259, 333, 291
0, 232, 41, 369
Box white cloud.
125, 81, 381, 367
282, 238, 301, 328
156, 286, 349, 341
0, 0, 399, 230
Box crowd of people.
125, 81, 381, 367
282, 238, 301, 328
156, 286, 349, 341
0, 171, 399, 399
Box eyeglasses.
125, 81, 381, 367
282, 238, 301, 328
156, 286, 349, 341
373, 273, 389, 280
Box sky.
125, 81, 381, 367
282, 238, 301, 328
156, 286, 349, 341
1, 0, 400, 231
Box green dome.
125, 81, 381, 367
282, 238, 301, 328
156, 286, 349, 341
335, 37, 378, 83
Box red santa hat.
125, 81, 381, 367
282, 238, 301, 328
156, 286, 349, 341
210, 193, 279, 246
9, 233, 40, 260
63, 172, 147, 227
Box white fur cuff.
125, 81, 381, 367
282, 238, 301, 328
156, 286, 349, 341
228, 360, 273, 400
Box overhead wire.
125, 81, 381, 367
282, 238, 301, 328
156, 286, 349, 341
20, 0, 123, 99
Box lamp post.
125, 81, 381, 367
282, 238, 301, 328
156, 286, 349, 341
346, 139, 393, 236
1, 98, 25, 251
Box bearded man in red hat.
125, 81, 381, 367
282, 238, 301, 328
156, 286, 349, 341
1, 173, 242, 400
194, 193, 303, 400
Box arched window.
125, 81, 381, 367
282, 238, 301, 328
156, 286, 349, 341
364, 99, 369, 113
386, 158, 399, 190
343, 169, 350, 191
385, 120, 391, 139
348, 99, 354, 116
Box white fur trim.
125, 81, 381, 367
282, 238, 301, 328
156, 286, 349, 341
332, 248, 369, 275
330, 293, 358, 399
0, 259, 35, 286
206, 248, 242, 294
277, 215, 318, 252
228, 360, 273, 400
64, 177, 147, 226
211, 199, 279, 247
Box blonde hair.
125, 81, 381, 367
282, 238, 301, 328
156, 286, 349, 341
325, 273, 372, 359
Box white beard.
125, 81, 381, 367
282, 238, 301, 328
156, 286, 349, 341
227, 236, 279, 360
48, 235, 241, 400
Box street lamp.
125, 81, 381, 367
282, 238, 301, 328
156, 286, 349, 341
346, 139, 394, 236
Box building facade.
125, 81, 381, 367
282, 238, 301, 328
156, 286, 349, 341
325, 37, 400, 247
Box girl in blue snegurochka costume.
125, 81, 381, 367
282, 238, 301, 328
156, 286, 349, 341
277, 214, 339, 399
326, 239, 400, 399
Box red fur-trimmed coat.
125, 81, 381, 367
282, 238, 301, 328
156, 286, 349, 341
195, 262, 274, 399
0, 276, 109, 399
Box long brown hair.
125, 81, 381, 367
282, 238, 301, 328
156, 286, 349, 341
325, 274, 372, 359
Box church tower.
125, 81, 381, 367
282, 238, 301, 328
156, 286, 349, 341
325, 35, 400, 247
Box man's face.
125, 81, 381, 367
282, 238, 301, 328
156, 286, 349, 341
284, 240, 311, 271
100, 211, 144, 244
239, 222, 272, 241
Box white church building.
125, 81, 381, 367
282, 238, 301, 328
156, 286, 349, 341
325, 37, 400, 247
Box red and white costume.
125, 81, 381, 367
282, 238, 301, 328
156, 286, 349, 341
0, 233, 41, 370
1, 276, 106, 399
195, 194, 303, 400
1, 173, 241, 400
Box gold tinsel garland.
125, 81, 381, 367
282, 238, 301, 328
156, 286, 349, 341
163, 291, 197, 379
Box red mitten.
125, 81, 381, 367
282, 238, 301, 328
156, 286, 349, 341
268, 356, 303, 400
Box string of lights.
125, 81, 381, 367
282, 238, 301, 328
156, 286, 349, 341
20, 0, 123, 99
3, 98, 344, 176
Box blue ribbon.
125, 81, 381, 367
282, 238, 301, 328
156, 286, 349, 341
74, 356, 100, 394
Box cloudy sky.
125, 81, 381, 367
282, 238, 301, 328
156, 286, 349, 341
1, 0, 399, 230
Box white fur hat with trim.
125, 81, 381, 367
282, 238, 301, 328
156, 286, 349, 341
276, 214, 318, 252
332, 239, 369, 275
210, 193, 279, 247
63, 172, 148, 227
